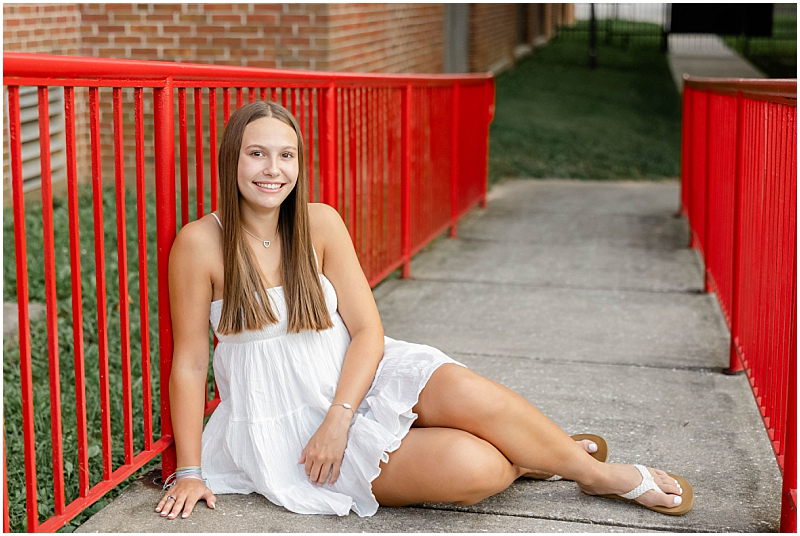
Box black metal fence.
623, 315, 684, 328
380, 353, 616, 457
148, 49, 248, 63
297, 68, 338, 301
557, 3, 667, 49
556, 3, 797, 76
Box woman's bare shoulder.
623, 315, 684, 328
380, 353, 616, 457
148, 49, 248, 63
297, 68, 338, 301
307, 203, 347, 271
308, 202, 345, 238
170, 214, 223, 268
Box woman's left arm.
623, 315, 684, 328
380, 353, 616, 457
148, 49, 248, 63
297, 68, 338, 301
299, 203, 385, 487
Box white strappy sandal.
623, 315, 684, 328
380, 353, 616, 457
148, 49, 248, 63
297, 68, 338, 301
598, 464, 694, 515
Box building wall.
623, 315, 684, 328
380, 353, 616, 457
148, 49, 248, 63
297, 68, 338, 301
326, 4, 444, 73
3, 3, 82, 54
469, 4, 518, 73
76, 3, 331, 70
4, 4, 88, 204
468, 3, 567, 73
8, 3, 447, 73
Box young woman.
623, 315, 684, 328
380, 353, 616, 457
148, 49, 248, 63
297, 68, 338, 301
156, 101, 693, 520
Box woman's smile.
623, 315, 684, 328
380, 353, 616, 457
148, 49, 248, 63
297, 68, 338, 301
253, 181, 286, 192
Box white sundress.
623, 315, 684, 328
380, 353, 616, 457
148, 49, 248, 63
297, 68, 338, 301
200, 215, 465, 516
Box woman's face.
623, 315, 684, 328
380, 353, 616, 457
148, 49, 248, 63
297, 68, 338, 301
237, 116, 299, 212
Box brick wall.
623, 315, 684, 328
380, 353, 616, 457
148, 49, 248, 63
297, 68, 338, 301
469, 3, 567, 73
469, 4, 518, 73
3, 3, 81, 54
326, 4, 444, 73
77, 3, 331, 70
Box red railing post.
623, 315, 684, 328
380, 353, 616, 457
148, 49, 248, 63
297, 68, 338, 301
319, 82, 338, 209
89, 87, 113, 481
686, 88, 696, 248
65, 86, 90, 497
38, 86, 67, 517
113, 87, 135, 466
728, 91, 745, 374
449, 82, 460, 238
8, 85, 39, 532
3, 423, 9, 533
156, 77, 177, 479
780, 267, 796, 532
702, 90, 712, 293
481, 78, 495, 209
400, 83, 412, 278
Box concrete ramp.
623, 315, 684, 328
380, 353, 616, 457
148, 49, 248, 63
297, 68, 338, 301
77, 179, 782, 533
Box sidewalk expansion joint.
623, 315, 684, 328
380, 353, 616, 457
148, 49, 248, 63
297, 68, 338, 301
450, 350, 730, 374
456, 235, 691, 252
410, 276, 705, 296
413, 504, 700, 533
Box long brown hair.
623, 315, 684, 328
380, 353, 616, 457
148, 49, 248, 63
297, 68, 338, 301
216, 101, 333, 334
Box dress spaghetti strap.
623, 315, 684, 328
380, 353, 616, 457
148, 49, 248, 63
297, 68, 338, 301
211, 212, 223, 228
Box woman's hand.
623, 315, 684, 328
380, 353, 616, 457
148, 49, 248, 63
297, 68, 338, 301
155, 478, 216, 519
298, 408, 352, 486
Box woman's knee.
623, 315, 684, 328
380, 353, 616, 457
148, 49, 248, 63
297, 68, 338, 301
448, 434, 517, 505
417, 366, 512, 427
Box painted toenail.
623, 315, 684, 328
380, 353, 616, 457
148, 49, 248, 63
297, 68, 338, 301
673, 496, 682, 505
588, 442, 597, 452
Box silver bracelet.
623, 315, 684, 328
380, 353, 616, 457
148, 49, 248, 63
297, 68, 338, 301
331, 402, 355, 417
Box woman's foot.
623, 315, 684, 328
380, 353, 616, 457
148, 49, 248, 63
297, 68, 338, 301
522, 438, 600, 480
579, 463, 688, 512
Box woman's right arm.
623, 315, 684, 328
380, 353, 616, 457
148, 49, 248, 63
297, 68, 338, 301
155, 222, 218, 520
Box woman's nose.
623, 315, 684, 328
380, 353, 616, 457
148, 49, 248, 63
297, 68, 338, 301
262, 158, 279, 176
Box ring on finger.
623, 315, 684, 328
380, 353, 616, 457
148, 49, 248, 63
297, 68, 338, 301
166, 496, 176, 501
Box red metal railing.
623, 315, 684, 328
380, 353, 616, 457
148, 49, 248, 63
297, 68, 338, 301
680, 75, 797, 532
3, 53, 494, 532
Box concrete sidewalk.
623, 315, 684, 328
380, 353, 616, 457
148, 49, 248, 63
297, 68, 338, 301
667, 34, 765, 92
77, 179, 782, 533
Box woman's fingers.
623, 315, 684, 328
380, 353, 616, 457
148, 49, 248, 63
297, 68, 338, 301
180, 497, 197, 519
308, 460, 322, 484
202, 488, 217, 509
159, 492, 179, 517
329, 462, 341, 486
160, 497, 174, 517
155, 494, 170, 513
166, 495, 186, 519
317, 462, 332, 486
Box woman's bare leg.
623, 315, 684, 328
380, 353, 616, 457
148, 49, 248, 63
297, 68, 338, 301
412, 364, 684, 510
522, 438, 599, 479
372, 427, 525, 507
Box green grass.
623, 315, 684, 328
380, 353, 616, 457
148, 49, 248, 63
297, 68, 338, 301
3, 185, 215, 532
489, 37, 682, 183
722, 15, 797, 78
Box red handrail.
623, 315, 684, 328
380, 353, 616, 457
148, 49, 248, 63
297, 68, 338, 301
3, 53, 495, 532
680, 74, 797, 532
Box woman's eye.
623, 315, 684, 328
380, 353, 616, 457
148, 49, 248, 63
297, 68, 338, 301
250, 151, 263, 157
282, 152, 294, 158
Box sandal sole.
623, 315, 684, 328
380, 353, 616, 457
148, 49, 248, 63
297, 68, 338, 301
598, 472, 694, 516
